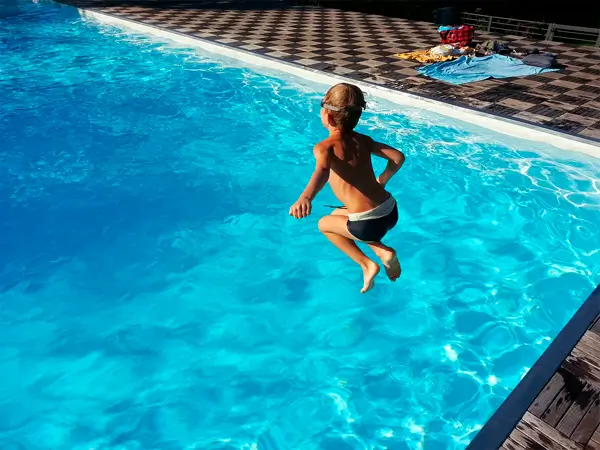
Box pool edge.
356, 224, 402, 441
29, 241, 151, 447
73, 6, 600, 158
466, 285, 600, 450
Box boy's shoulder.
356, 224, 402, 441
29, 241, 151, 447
314, 135, 338, 152
312, 138, 333, 160
317, 132, 372, 145
354, 131, 374, 143
316, 132, 374, 152
315, 136, 334, 146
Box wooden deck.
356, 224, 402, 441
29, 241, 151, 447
502, 316, 600, 450
468, 286, 600, 450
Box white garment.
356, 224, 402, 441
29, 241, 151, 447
348, 196, 396, 222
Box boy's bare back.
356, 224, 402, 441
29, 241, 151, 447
317, 131, 390, 214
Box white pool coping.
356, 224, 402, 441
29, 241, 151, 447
78, 7, 600, 158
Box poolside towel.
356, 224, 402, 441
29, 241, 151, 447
417, 54, 559, 85
396, 48, 457, 64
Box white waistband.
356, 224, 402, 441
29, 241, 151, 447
348, 196, 396, 222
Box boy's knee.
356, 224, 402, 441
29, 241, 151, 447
317, 217, 327, 233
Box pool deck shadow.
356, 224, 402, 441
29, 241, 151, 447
58, 0, 600, 145
468, 285, 600, 450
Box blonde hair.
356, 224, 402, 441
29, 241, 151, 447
322, 83, 366, 132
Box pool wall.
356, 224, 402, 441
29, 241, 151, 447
74, 6, 600, 158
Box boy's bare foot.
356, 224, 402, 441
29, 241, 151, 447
382, 250, 401, 281
361, 260, 380, 293
371, 246, 401, 281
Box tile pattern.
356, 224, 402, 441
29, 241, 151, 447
63, 0, 600, 142
502, 316, 600, 450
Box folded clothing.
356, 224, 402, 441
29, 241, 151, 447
417, 54, 559, 85
522, 53, 559, 68
475, 40, 513, 55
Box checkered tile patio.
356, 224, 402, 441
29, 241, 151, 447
62, 0, 600, 142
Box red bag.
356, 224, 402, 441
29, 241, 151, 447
439, 25, 475, 47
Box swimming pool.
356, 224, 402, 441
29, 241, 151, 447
2, 1, 600, 448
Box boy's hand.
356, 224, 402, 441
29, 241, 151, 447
376, 175, 387, 188
289, 197, 312, 219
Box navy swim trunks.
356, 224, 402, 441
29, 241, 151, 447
347, 195, 398, 242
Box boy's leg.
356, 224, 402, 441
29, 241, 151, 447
328, 208, 401, 281
330, 207, 348, 216
367, 241, 401, 281
317, 215, 380, 294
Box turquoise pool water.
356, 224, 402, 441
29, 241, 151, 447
2, 2, 600, 449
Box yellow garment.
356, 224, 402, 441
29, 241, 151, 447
395, 50, 457, 64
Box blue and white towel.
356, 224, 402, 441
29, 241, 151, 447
417, 54, 559, 85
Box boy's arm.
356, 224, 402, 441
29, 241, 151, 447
370, 139, 405, 188
289, 144, 331, 219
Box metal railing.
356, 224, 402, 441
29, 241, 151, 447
461, 12, 600, 47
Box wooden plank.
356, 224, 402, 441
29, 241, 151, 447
584, 419, 600, 450
571, 348, 600, 377
541, 375, 586, 427
565, 355, 600, 384
564, 359, 600, 385
581, 330, 600, 345
502, 435, 529, 450
586, 439, 600, 450
502, 441, 524, 450
572, 394, 600, 444
580, 334, 600, 351
591, 316, 600, 336
520, 411, 584, 450
577, 341, 600, 371
583, 330, 600, 348
557, 384, 600, 436
530, 370, 570, 416
509, 427, 553, 449
580, 333, 600, 358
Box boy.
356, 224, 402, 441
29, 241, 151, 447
289, 83, 405, 293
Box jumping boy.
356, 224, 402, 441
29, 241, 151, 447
289, 83, 405, 293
